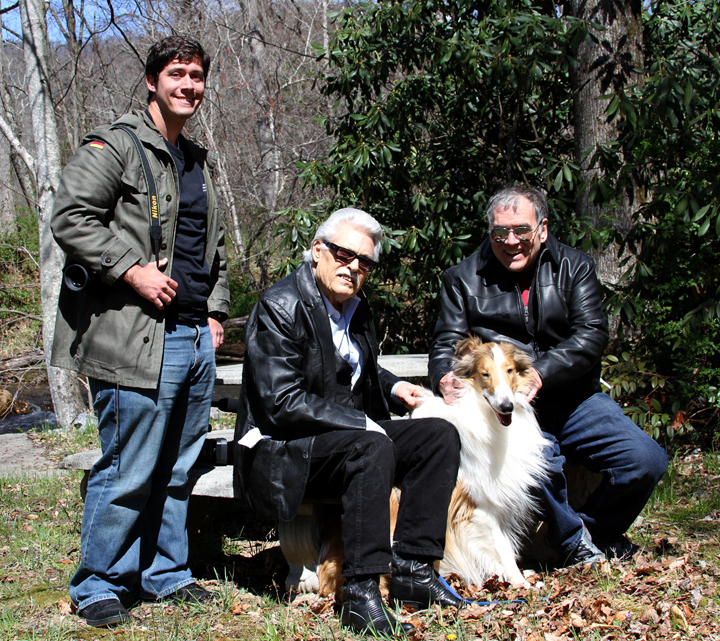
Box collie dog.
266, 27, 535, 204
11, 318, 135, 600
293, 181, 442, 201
411, 337, 550, 588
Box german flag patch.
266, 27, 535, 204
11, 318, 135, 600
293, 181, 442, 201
89, 141, 105, 150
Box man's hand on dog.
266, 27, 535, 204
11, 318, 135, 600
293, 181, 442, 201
522, 367, 543, 402
123, 259, 178, 309
394, 382, 426, 410
439, 372, 467, 405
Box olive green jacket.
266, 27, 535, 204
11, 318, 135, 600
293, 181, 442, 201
51, 110, 230, 388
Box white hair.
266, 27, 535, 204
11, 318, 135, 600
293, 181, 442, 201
302, 207, 383, 262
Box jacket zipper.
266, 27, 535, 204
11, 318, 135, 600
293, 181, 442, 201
518, 276, 540, 359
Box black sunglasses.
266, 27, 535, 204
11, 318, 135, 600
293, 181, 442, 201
490, 222, 542, 244
323, 241, 378, 273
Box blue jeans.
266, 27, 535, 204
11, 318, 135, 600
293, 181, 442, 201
70, 323, 215, 610
535, 392, 668, 553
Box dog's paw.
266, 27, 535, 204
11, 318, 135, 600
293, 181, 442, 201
296, 567, 320, 593
508, 572, 532, 590
285, 564, 320, 594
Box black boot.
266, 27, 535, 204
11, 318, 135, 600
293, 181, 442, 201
341, 577, 415, 637
389, 555, 464, 610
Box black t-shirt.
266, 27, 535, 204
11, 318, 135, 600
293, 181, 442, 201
165, 136, 211, 322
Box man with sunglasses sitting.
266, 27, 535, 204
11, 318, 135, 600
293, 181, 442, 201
234, 208, 462, 636
429, 185, 667, 566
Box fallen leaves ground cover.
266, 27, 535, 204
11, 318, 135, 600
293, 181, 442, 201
1, 433, 718, 641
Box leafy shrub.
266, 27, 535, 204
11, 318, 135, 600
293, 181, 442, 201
226, 274, 262, 344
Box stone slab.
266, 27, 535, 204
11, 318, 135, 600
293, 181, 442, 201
188, 465, 235, 498
0, 433, 60, 477
59, 429, 238, 498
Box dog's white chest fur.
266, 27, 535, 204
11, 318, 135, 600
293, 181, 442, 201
417, 393, 547, 509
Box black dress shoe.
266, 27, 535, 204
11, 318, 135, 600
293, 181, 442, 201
78, 598, 131, 628
341, 577, 415, 637
389, 556, 464, 610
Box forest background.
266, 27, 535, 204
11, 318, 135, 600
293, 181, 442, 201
0, 0, 718, 449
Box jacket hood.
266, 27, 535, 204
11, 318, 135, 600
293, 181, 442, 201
82, 109, 212, 166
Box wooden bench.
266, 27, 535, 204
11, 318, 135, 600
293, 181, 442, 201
59, 354, 430, 493
213, 353, 431, 385
59, 355, 431, 593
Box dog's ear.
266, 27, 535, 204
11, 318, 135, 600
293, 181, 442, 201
506, 345, 534, 374
503, 343, 533, 386
454, 336, 481, 358
453, 336, 482, 378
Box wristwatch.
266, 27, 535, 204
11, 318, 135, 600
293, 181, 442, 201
208, 311, 228, 323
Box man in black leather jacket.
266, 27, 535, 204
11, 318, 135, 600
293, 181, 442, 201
234, 208, 463, 636
429, 185, 667, 564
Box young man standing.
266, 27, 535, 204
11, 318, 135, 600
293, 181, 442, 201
52, 37, 229, 627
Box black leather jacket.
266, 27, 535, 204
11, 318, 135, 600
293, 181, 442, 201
429, 234, 609, 412
233, 261, 404, 520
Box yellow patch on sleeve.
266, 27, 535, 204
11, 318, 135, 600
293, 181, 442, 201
89, 141, 105, 149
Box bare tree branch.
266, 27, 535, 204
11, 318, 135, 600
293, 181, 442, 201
105, 0, 144, 65
0, 112, 36, 175
0, 3, 19, 16
0, 308, 42, 321
1, 23, 21, 39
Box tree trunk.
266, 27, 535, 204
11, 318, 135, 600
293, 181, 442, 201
0, 13, 16, 234
0, 77, 37, 211
246, 0, 284, 285
0, 12, 35, 217
20, 0, 86, 427
197, 106, 248, 273
570, 0, 644, 290
0, 134, 15, 233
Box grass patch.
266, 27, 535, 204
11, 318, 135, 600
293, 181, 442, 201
28, 421, 100, 463
0, 445, 718, 639
0, 473, 83, 626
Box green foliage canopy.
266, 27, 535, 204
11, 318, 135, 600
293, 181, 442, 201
601, 0, 720, 438
291, 0, 595, 352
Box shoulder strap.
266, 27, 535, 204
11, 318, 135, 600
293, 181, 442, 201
110, 124, 162, 263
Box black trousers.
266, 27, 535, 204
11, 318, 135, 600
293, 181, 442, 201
304, 417, 460, 578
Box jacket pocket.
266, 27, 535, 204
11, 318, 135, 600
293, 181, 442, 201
120, 165, 148, 206
240, 438, 286, 518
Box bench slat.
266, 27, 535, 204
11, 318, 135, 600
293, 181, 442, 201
60, 430, 235, 473
215, 354, 429, 386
